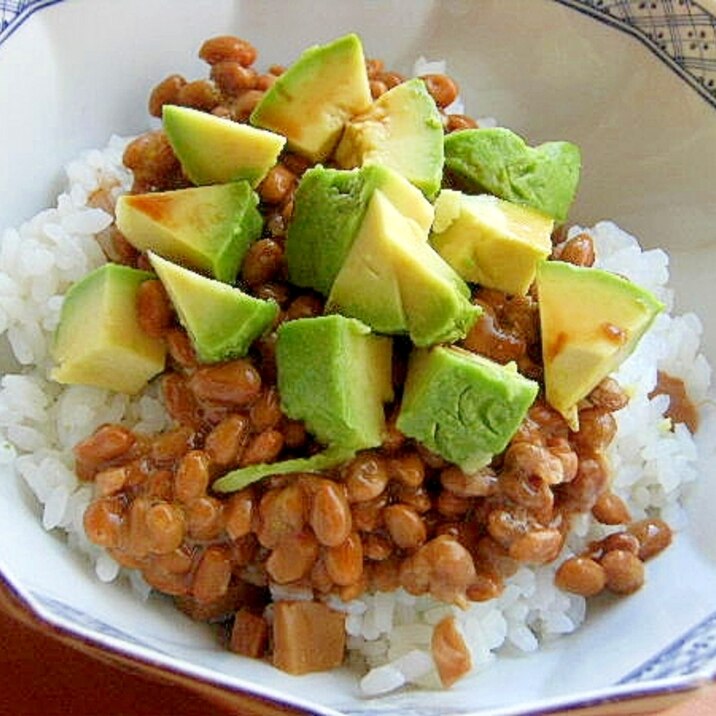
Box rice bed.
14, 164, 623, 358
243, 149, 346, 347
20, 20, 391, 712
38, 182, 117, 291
0, 137, 711, 696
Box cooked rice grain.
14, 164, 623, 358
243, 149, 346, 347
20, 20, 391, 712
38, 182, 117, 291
0, 137, 710, 696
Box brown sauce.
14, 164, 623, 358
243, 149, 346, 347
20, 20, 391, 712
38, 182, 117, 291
650, 370, 699, 433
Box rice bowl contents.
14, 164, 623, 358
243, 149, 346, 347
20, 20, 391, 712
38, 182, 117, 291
0, 32, 711, 696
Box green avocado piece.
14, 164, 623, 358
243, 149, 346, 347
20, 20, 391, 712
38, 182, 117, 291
212, 446, 354, 493
444, 128, 581, 223
250, 33, 372, 162
115, 182, 262, 283
148, 252, 278, 363
276, 315, 393, 450
537, 260, 663, 428
51, 264, 166, 394
162, 105, 286, 187
335, 77, 444, 199
396, 346, 539, 471
286, 164, 433, 295
327, 190, 481, 345
430, 190, 554, 295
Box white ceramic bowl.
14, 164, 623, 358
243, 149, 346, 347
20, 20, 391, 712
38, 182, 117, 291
1, 1, 715, 714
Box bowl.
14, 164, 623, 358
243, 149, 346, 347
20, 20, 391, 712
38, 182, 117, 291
1, 1, 715, 714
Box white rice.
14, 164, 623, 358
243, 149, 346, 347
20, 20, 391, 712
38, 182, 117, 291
344, 221, 711, 696
0, 136, 170, 580
0, 137, 710, 696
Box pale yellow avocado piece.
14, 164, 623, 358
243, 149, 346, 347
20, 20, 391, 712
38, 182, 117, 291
370, 165, 434, 239
326, 190, 411, 333
335, 77, 444, 199
537, 260, 663, 428
327, 191, 480, 346
250, 34, 372, 162
286, 165, 433, 296
51, 264, 166, 394
148, 252, 278, 364
115, 182, 262, 284
163, 105, 285, 187
431, 190, 554, 296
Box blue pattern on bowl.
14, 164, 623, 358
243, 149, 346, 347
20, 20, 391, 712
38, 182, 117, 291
620, 608, 716, 681
0, 0, 62, 43
2, 0, 715, 106
1, 0, 715, 710
33, 591, 161, 651
556, 0, 716, 107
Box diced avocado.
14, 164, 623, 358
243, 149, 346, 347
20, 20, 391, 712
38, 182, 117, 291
162, 105, 286, 187
325, 189, 410, 334
250, 33, 372, 162
51, 264, 166, 394
327, 191, 481, 345
286, 164, 433, 295
148, 252, 278, 363
398, 241, 481, 347
335, 78, 444, 199
444, 128, 581, 223
276, 315, 393, 450
212, 446, 354, 493
430, 190, 554, 295
537, 260, 663, 428
115, 182, 262, 283
396, 346, 539, 471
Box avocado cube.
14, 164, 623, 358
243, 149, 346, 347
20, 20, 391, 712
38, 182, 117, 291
51, 264, 166, 394
444, 128, 581, 223
431, 190, 554, 295
397, 346, 538, 471
286, 164, 433, 295
276, 315, 393, 450
115, 182, 262, 283
327, 190, 481, 346
163, 105, 286, 187
537, 260, 663, 428
250, 33, 372, 162
335, 77, 444, 199
325, 189, 411, 335
148, 252, 278, 364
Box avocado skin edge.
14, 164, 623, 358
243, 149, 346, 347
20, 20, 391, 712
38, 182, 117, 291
212, 447, 354, 493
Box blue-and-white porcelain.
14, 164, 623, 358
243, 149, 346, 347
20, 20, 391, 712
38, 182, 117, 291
0, 2, 715, 714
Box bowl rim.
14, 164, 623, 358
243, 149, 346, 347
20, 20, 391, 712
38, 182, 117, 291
2, 551, 715, 715
0, 0, 64, 46
4, 0, 713, 108
554, 0, 716, 109
1, 0, 716, 714
0, 567, 334, 716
